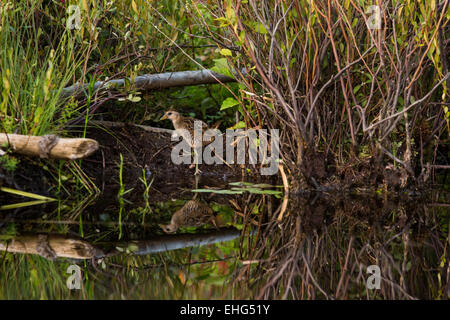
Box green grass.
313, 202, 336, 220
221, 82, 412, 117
0, 1, 84, 136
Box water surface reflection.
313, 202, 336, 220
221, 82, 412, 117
0, 188, 448, 299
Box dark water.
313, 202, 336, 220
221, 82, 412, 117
0, 180, 449, 299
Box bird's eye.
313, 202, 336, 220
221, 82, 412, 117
168, 112, 172, 115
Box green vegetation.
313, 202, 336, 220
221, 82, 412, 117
0, 1, 84, 136
0, 0, 448, 190
0, 0, 449, 300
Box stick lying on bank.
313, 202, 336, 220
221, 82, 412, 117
89, 120, 174, 134
0, 133, 98, 160
61, 69, 237, 99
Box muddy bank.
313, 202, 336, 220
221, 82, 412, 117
0, 124, 277, 199
80, 124, 278, 204
1, 123, 447, 202
288, 146, 448, 194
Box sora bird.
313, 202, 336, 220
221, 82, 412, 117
159, 200, 218, 234
160, 110, 215, 175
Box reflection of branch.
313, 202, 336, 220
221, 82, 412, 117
302, 251, 334, 300
276, 163, 289, 223
108, 256, 237, 271
110, 227, 241, 257
357, 262, 418, 300
0, 229, 243, 260
427, 203, 450, 207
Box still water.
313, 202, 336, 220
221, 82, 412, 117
0, 178, 449, 299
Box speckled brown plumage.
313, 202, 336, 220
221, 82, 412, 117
160, 110, 215, 148
160, 110, 217, 174
159, 200, 217, 233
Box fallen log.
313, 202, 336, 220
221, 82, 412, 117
61, 69, 237, 99
0, 133, 98, 160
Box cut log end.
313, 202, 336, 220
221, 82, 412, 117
73, 139, 99, 159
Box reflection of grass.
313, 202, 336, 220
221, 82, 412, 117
0, 255, 80, 299
117, 154, 124, 239
139, 168, 154, 224
116, 154, 134, 239
0, 240, 241, 299
0, 186, 56, 210
3, 165, 448, 299
192, 182, 283, 197
0, 187, 56, 201
0, 200, 51, 211
2, 194, 448, 299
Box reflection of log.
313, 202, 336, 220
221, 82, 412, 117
0, 229, 242, 260
0, 234, 103, 260
61, 69, 236, 99
0, 133, 98, 160
113, 227, 241, 256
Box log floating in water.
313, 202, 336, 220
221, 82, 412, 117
0, 133, 98, 160
61, 69, 237, 99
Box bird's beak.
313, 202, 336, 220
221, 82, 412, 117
159, 224, 175, 234
160, 114, 168, 121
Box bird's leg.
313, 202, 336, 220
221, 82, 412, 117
210, 216, 220, 230
189, 150, 195, 169
193, 148, 202, 175
194, 175, 200, 190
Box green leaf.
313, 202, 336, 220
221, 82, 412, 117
252, 22, 267, 34
248, 189, 282, 195
220, 97, 240, 110
228, 121, 246, 129
128, 96, 141, 102
211, 58, 233, 78
192, 189, 244, 194
219, 48, 233, 56
252, 183, 282, 188
214, 17, 230, 27
353, 84, 361, 94
0, 200, 50, 211
228, 181, 254, 186
0, 187, 56, 201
